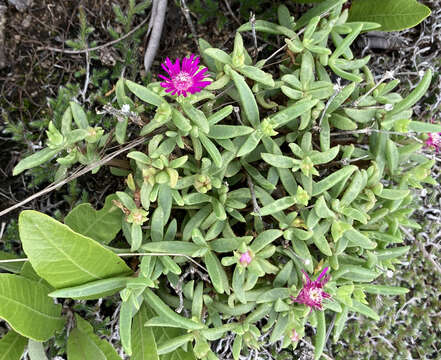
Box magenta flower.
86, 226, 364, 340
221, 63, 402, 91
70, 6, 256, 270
291, 267, 331, 311
159, 54, 211, 97
425, 132, 441, 151
239, 250, 253, 266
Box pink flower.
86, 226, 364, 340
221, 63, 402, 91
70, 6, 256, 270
159, 54, 211, 97
291, 267, 331, 311
290, 329, 300, 342
425, 132, 441, 151
239, 250, 252, 266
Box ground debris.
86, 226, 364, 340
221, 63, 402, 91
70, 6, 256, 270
7, 0, 32, 12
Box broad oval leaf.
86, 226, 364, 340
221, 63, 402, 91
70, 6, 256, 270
67, 315, 120, 360
0, 330, 27, 360
28, 339, 49, 360
19, 210, 132, 289
64, 195, 122, 245
0, 274, 64, 341
348, 0, 431, 31
132, 304, 159, 360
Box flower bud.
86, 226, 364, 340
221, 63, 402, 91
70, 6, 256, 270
239, 250, 252, 266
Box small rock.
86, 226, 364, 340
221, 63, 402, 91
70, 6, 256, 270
8, 0, 32, 12
22, 14, 31, 28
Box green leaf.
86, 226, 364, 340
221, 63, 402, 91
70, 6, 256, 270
229, 69, 259, 127
238, 20, 296, 37
13, 148, 60, 176
0, 251, 25, 273
157, 334, 194, 356
147, 308, 196, 360
70, 101, 89, 129
143, 289, 203, 331
181, 101, 210, 134
349, 300, 380, 321
28, 339, 48, 360
346, 229, 377, 249
64, 195, 122, 244
313, 235, 332, 256
199, 133, 223, 168
312, 166, 357, 196
0, 331, 27, 360
19, 210, 132, 288
408, 120, 441, 133
203, 48, 232, 64
207, 105, 234, 125
250, 230, 283, 253
115, 118, 128, 145
204, 251, 228, 294
257, 197, 295, 216
333, 265, 379, 282
261, 153, 296, 168
208, 125, 254, 139
333, 306, 348, 343
314, 311, 326, 360
120, 300, 135, 356
361, 284, 409, 295
125, 80, 163, 106
141, 241, 204, 256
49, 277, 132, 300
256, 288, 290, 303
151, 207, 164, 242
387, 70, 432, 115
294, 0, 346, 30
0, 274, 64, 341
348, 0, 431, 31
237, 131, 262, 157
199, 39, 217, 72
377, 189, 410, 200
67, 315, 121, 360
375, 246, 410, 261
271, 97, 319, 128
238, 66, 275, 87
132, 304, 159, 360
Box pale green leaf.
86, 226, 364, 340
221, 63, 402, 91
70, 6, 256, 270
348, 0, 431, 31
0, 274, 64, 341
19, 210, 132, 289
0, 330, 27, 360
28, 339, 49, 360
132, 304, 159, 360
64, 195, 122, 244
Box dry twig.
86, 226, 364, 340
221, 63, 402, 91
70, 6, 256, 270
0, 131, 166, 219
180, 0, 199, 51
400, 226, 441, 274
144, 0, 168, 73
37, 16, 150, 54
